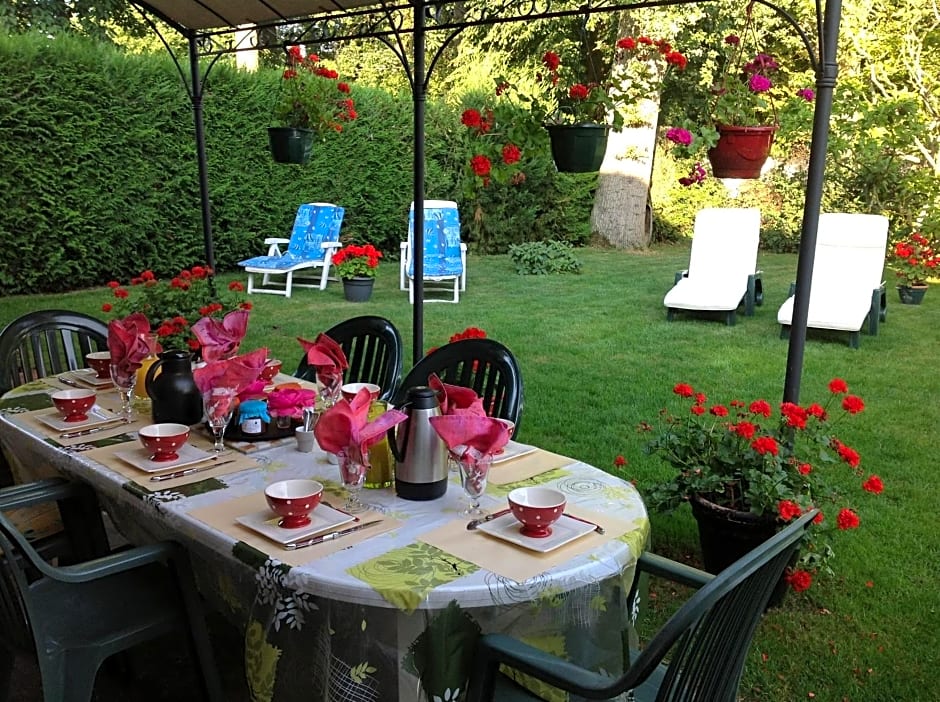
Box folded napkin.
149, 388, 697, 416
298, 333, 348, 374
429, 374, 486, 416
315, 387, 407, 459
192, 309, 250, 362
107, 313, 154, 376
267, 387, 318, 419
428, 415, 511, 460
193, 347, 269, 397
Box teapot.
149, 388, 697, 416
145, 350, 203, 426
388, 386, 448, 500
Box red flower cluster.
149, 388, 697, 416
449, 326, 487, 343
460, 107, 526, 189
274, 46, 357, 133
888, 232, 939, 286
331, 243, 382, 279
643, 377, 883, 592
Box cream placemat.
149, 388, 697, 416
10, 408, 145, 447
86, 435, 260, 490
188, 492, 400, 567
487, 449, 575, 485
418, 506, 637, 583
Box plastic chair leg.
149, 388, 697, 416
39, 650, 101, 702
0, 647, 14, 700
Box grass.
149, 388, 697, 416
2, 246, 937, 701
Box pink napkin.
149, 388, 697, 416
429, 374, 486, 416
192, 309, 250, 362
428, 415, 510, 460
315, 387, 407, 458
298, 333, 349, 374
267, 387, 318, 419
107, 313, 153, 376
192, 347, 269, 396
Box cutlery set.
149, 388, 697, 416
284, 519, 382, 550
150, 459, 236, 482
466, 509, 605, 534
59, 419, 131, 439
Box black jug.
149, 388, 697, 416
145, 350, 203, 425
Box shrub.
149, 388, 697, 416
508, 240, 582, 275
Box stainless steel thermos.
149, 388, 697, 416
388, 386, 448, 500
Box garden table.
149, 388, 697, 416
0, 377, 649, 702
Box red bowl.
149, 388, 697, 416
139, 423, 190, 462
265, 479, 324, 529
85, 351, 112, 379
341, 383, 381, 403
51, 389, 97, 422
508, 487, 567, 538
259, 359, 283, 382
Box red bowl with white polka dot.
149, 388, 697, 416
508, 486, 566, 538
264, 479, 324, 529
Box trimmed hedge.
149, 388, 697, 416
0, 33, 591, 295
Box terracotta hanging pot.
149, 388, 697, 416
545, 123, 609, 173
707, 124, 778, 179
267, 127, 314, 164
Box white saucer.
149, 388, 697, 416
235, 504, 355, 545
113, 443, 215, 473
476, 513, 594, 553
491, 440, 538, 465
36, 404, 120, 432
65, 369, 114, 388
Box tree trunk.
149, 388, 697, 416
590, 100, 658, 249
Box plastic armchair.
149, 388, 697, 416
295, 316, 404, 401
664, 208, 762, 326
238, 202, 345, 298
777, 213, 889, 348
392, 338, 523, 432
401, 200, 468, 303
0, 479, 223, 702
467, 510, 818, 702
0, 310, 109, 396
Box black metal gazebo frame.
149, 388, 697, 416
131, 0, 842, 403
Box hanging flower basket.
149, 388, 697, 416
545, 123, 609, 173
706, 124, 778, 178
267, 127, 314, 165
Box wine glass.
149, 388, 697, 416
317, 368, 343, 409
203, 387, 236, 453
109, 363, 136, 423
338, 446, 368, 513
453, 450, 493, 516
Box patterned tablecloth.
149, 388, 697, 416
0, 379, 649, 702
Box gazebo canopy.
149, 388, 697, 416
132, 0, 844, 401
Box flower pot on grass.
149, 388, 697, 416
897, 284, 927, 305
342, 277, 374, 302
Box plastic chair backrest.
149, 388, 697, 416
688, 208, 761, 284
392, 338, 523, 429
284, 203, 345, 262
407, 200, 463, 278
295, 316, 403, 401
0, 310, 109, 395
811, 213, 888, 294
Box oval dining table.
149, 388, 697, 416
0, 376, 650, 702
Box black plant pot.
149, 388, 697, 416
267, 127, 314, 164
342, 277, 374, 302
897, 284, 927, 305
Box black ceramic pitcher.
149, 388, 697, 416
145, 350, 203, 425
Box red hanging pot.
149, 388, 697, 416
707, 124, 778, 179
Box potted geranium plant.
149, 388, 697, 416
889, 231, 938, 304
503, 35, 687, 172
633, 378, 883, 598
268, 45, 357, 164
331, 243, 382, 302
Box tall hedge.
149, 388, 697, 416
0, 33, 590, 295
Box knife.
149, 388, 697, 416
56, 375, 83, 388
466, 508, 512, 530
59, 419, 129, 439
150, 459, 236, 482
284, 519, 382, 550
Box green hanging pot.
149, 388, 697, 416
267, 127, 314, 164
545, 123, 610, 173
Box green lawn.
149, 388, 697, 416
2, 246, 936, 701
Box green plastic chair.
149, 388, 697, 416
467, 510, 818, 702
0, 479, 223, 702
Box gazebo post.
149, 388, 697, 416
187, 31, 216, 274
782, 0, 843, 404
411, 0, 427, 364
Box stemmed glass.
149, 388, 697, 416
338, 445, 368, 513
316, 368, 343, 410
452, 450, 493, 516
203, 387, 236, 453
109, 363, 136, 423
